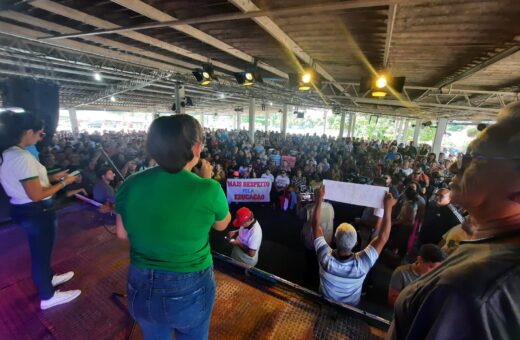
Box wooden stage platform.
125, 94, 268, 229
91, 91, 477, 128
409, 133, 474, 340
0, 204, 388, 339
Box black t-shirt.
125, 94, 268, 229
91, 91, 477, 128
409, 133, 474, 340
419, 203, 462, 244
389, 232, 520, 340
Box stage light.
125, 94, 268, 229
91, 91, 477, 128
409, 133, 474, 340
110, 96, 116, 102
192, 64, 217, 86
234, 68, 263, 86
289, 69, 318, 91
299, 70, 314, 90
220, 93, 225, 99
269, 102, 273, 106
371, 91, 387, 97
93, 72, 102, 81
376, 75, 387, 89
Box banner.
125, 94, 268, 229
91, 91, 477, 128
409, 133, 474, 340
323, 179, 389, 209
281, 155, 296, 169
227, 179, 272, 203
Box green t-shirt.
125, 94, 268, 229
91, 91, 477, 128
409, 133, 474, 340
116, 167, 229, 272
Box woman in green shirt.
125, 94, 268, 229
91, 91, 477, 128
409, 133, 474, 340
115, 115, 230, 340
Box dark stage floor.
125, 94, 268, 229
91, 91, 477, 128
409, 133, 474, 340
0, 203, 391, 339
210, 203, 395, 320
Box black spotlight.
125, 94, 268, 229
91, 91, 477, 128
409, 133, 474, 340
359, 74, 406, 98
293, 111, 305, 118
171, 96, 194, 111
289, 69, 320, 91
192, 64, 217, 85
234, 67, 263, 86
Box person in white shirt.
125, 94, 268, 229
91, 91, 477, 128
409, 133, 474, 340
0, 111, 81, 310
261, 169, 274, 182
299, 201, 334, 251
228, 207, 262, 267
311, 185, 396, 306
400, 159, 414, 177
275, 170, 290, 190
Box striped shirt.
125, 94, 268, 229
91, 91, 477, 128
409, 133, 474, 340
315, 236, 379, 306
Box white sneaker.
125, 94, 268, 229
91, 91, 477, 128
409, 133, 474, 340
51, 272, 74, 287
40, 290, 81, 310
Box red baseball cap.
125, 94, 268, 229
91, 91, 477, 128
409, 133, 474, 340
232, 207, 253, 227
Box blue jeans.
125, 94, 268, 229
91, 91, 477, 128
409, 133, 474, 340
127, 265, 216, 340
10, 199, 56, 300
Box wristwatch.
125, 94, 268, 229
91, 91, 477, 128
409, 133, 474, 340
60, 178, 66, 188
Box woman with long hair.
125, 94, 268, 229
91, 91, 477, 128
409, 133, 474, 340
115, 114, 231, 339
0, 111, 81, 309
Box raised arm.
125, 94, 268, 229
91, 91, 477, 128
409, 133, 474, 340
370, 193, 397, 254
312, 185, 325, 240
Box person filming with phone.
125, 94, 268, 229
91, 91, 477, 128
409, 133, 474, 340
0, 111, 81, 310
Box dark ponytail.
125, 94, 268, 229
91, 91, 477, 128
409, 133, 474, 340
0, 111, 44, 165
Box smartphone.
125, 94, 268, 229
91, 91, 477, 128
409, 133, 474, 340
68, 170, 81, 177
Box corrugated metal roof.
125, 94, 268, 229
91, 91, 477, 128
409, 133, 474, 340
0, 0, 518, 117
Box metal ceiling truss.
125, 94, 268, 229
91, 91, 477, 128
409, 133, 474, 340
1, 32, 517, 118
0, 33, 159, 79
0, 33, 332, 109
322, 81, 518, 117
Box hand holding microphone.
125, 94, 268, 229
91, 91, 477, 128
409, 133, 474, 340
200, 159, 213, 179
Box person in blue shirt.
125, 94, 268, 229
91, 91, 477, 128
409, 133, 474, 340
311, 185, 396, 305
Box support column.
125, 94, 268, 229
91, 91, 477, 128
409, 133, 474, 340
236, 111, 241, 130
347, 112, 356, 138
68, 108, 79, 135
402, 119, 410, 144
323, 110, 328, 135
338, 112, 346, 138
413, 119, 422, 145
174, 82, 185, 114
281, 104, 288, 140
199, 113, 204, 128
249, 98, 255, 143
395, 117, 403, 143
432, 118, 448, 156
265, 111, 269, 132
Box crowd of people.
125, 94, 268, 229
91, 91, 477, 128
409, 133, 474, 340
26, 121, 467, 281
34, 124, 465, 263
34, 126, 457, 209
1, 101, 519, 339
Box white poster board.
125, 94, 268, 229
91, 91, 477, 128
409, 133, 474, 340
322, 180, 388, 209
227, 179, 272, 203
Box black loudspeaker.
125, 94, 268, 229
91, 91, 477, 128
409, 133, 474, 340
2, 77, 59, 145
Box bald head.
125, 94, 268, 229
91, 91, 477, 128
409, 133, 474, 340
435, 188, 451, 206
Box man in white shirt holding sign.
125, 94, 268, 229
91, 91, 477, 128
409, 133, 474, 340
228, 207, 263, 267
312, 186, 396, 306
